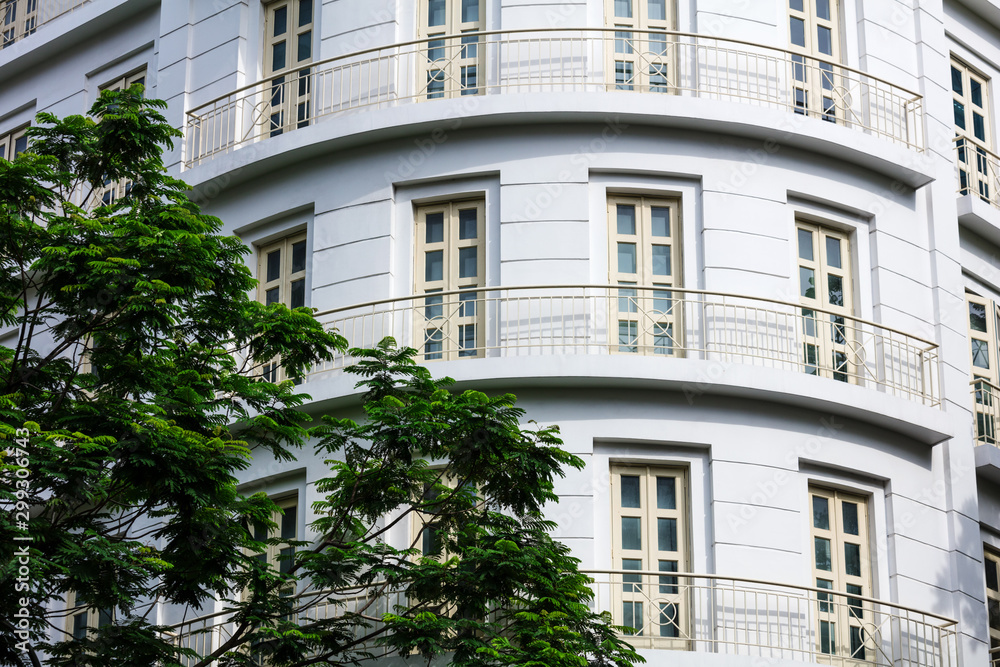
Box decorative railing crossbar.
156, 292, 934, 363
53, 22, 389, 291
184, 28, 924, 166
972, 378, 1000, 446
165, 571, 957, 667
0, 0, 90, 47
305, 284, 939, 407
956, 137, 1000, 210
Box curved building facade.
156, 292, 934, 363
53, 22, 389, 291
4, 0, 1000, 665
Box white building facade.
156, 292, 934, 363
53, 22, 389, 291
4, 0, 1000, 666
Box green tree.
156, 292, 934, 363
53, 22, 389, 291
0, 90, 642, 667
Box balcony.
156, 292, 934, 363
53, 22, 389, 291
0, 0, 90, 47
956, 137, 1000, 209
302, 285, 939, 408
972, 379, 1000, 483
167, 571, 957, 667
184, 28, 924, 168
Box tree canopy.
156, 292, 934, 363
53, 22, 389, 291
0, 89, 642, 667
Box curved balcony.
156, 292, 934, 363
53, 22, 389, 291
184, 28, 924, 167
304, 285, 939, 407
166, 571, 957, 667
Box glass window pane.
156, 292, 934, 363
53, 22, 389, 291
298, 0, 312, 26
622, 558, 642, 592
425, 250, 443, 282
73, 612, 87, 640
846, 583, 863, 619
814, 536, 832, 571
986, 560, 999, 592
621, 475, 641, 507
828, 274, 844, 307
648, 0, 666, 21
955, 101, 966, 130
798, 229, 813, 260
291, 240, 306, 273
615, 0, 632, 18
622, 517, 641, 550
816, 578, 833, 612
459, 290, 477, 317
952, 66, 964, 95
618, 243, 637, 274
813, 495, 829, 530
425, 291, 443, 319
975, 113, 986, 143
800, 266, 815, 300
98, 608, 112, 628
659, 602, 679, 637
458, 323, 476, 356
290, 279, 305, 309
462, 0, 479, 22
652, 245, 671, 276
790, 17, 805, 47
658, 560, 678, 594
272, 40, 287, 73
991, 598, 1000, 631
972, 79, 984, 108
266, 249, 281, 282
651, 207, 670, 237
816, 0, 830, 20
458, 247, 477, 278
817, 25, 832, 56
820, 620, 835, 654
850, 626, 865, 659
281, 505, 297, 539
265, 287, 280, 306
825, 236, 842, 268
973, 339, 990, 369
657, 517, 677, 551
298, 31, 311, 62
424, 328, 443, 359
623, 601, 643, 635
13, 134, 26, 156
790, 0, 804, 10
426, 212, 444, 243
842, 501, 859, 535
617, 204, 636, 235
657, 477, 676, 509
273, 6, 287, 36
428, 0, 445, 26
458, 208, 477, 239
844, 542, 861, 576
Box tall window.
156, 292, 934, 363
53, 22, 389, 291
0, 125, 28, 161
787, 0, 841, 122
65, 591, 112, 640
250, 495, 298, 581
606, 0, 674, 92
797, 222, 852, 382
417, 0, 484, 99
1, 0, 37, 48
968, 292, 1000, 445
985, 548, 1000, 656
97, 68, 148, 206
414, 200, 485, 361
257, 233, 307, 381
610, 465, 686, 643
952, 57, 993, 202
263, 0, 314, 136
809, 486, 871, 661
609, 196, 680, 355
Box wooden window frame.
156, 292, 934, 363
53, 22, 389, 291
604, 0, 676, 93
952, 57, 993, 201
262, 0, 315, 138
608, 195, 681, 356
64, 591, 112, 640
808, 485, 872, 661
256, 232, 308, 381
796, 221, 853, 383
1, 0, 38, 49
968, 291, 1000, 445
0, 124, 28, 161
417, 0, 485, 99
414, 199, 486, 362
610, 464, 688, 648
787, 0, 842, 123
96, 68, 148, 205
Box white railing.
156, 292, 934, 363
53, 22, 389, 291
306, 285, 939, 407
184, 28, 924, 167
956, 137, 1000, 209
0, 0, 90, 48
166, 572, 957, 667
972, 378, 1000, 446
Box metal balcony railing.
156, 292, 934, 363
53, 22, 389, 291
0, 0, 90, 48
303, 285, 940, 407
956, 137, 1000, 209
184, 28, 924, 167
165, 571, 957, 667
972, 378, 1000, 446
